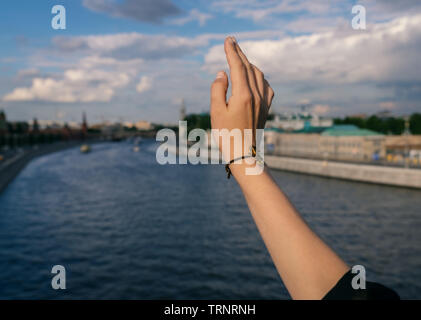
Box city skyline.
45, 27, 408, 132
1, 0, 421, 123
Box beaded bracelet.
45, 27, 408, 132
225, 146, 259, 179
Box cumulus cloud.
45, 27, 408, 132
4, 70, 129, 103
203, 14, 421, 86
82, 0, 181, 24
3, 56, 141, 103
4, 5, 421, 119
136, 76, 152, 93
2, 31, 237, 104
51, 33, 212, 60
212, 0, 421, 32
49, 30, 285, 63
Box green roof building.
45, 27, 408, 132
321, 125, 383, 137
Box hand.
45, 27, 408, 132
210, 36, 274, 162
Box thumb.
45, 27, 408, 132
211, 71, 228, 109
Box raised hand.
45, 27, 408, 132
210, 36, 274, 162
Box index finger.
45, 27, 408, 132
224, 37, 249, 96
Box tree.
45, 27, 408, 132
184, 113, 211, 132
334, 115, 406, 135
410, 113, 421, 134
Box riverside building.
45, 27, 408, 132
265, 125, 385, 162
265, 124, 421, 165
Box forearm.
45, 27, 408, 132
230, 161, 349, 299
210, 36, 398, 300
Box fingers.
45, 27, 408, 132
224, 37, 249, 96
264, 79, 275, 107
232, 38, 268, 106
211, 71, 228, 111
232, 39, 260, 97
223, 36, 274, 108
253, 65, 265, 98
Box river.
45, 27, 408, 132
0, 140, 420, 299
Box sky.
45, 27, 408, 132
0, 0, 420, 124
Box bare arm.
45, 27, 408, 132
210, 36, 349, 300
231, 162, 349, 299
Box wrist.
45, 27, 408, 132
229, 157, 264, 180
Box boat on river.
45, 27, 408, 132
80, 144, 91, 153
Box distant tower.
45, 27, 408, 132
179, 99, 186, 121
403, 116, 411, 136
32, 117, 40, 132
82, 112, 88, 137
0, 109, 7, 133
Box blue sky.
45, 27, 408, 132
0, 0, 420, 124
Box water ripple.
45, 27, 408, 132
0, 140, 420, 299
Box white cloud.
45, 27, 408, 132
212, 0, 421, 33
4, 71, 129, 103
2, 31, 223, 105
51, 32, 212, 60
50, 30, 285, 63
3, 56, 141, 103
203, 14, 421, 86
136, 76, 152, 93
4, 9, 421, 120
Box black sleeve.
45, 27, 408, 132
322, 270, 400, 300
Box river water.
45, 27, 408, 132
0, 140, 420, 299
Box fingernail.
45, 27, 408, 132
216, 71, 225, 79
232, 36, 237, 43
